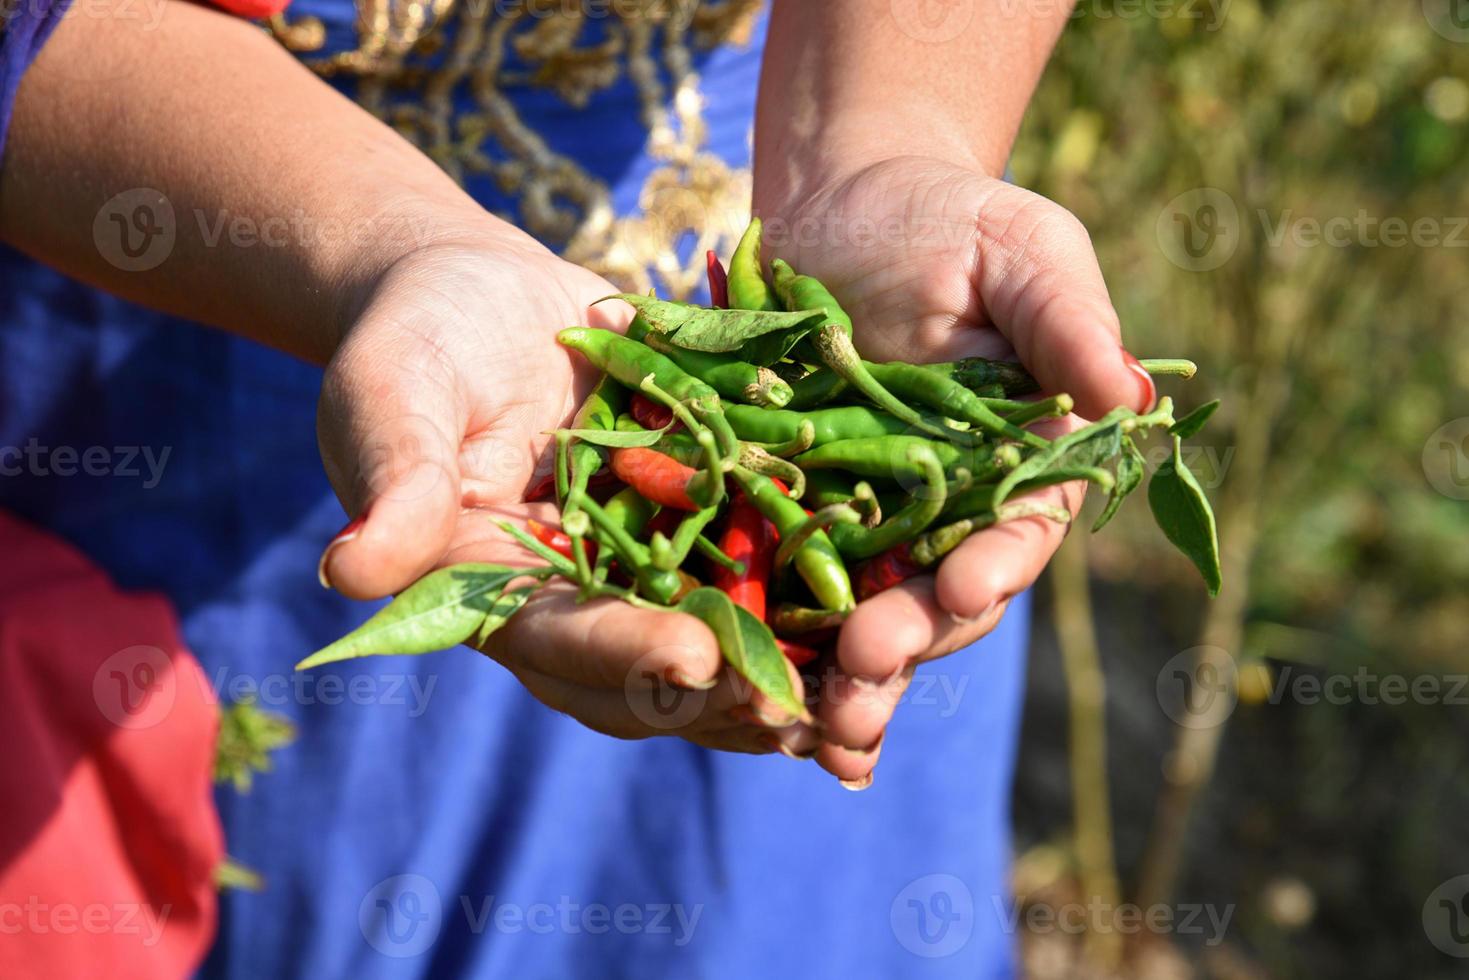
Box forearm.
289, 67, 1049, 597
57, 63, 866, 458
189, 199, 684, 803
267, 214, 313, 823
0, 1, 528, 363
755, 0, 1073, 203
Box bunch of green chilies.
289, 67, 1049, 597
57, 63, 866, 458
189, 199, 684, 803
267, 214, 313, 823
299, 220, 1221, 718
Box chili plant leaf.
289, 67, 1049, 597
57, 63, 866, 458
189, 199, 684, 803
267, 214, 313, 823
1091, 435, 1146, 533
597, 294, 828, 353
297, 564, 537, 669
739, 325, 816, 366
992, 408, 1129, 507
554, 425, 670, 449
1170, 400, 1221, 440
1147, 435, 1222, 596
471, 586, 538, 648
676, 587, 807, 720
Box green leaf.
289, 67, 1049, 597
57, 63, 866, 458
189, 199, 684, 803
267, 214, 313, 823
554, 425, 670, 449
676, 587, 808, 720
1147, 435, 1222, 596
597, 294, 828, 353
297, 564, 534, 669
992, 408, 1129, 507
1170, 399, 1221, 440
739, 325, 817, 366
1091, 435, 1146, 532
471, 586, 537, 647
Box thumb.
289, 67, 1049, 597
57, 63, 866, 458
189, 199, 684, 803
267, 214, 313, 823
975, 187, 1155, 421
315, 335, 465, 601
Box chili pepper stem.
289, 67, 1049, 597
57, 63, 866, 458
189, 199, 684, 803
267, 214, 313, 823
693, 534, 746, 575
810, 325, 989, 448
1002, 393, 1075, 427
497, 520, 579, 578
1123, 396, 1176, 433
1139, 359, 1198, 380
738, 444, 806, 499
774, 504, 861, 570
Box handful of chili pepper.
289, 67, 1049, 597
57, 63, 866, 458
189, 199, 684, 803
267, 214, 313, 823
300, 223, 1221, 720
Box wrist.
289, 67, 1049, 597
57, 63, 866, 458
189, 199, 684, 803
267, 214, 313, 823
753, 114, 1009, 219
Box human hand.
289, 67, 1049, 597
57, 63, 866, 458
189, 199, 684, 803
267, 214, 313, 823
315, 236, 816, 755
759, 156, 1156, 785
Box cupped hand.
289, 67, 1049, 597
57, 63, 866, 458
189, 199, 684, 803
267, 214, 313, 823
760, 156, 1156, 785
315, 237, 813, 756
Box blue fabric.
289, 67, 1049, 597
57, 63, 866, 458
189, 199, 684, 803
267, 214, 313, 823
0, 6, 1028, 977
0, 0, 73, 163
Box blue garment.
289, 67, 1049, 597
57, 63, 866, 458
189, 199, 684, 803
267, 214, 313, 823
0, 5, 1028, 977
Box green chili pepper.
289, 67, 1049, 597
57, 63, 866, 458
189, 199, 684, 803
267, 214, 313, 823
862, 361, 1048, 449
727, 218, 779, 312
784, 368, 850, 409
627, 316, 792, 407
794, 435, 1005, 485
724, 403, 910, 449
828, 445, 949, 561
802, 472, 885, 526
921, 357, 1040, 398
559, 377, 626, 506
1000, 394, 1074, 427
557, 327, 739, 459
731, 465, 855, 614
575, 492, 682, 605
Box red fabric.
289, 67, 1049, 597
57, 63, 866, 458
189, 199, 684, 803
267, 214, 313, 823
207, 0, 291, 19
0, 513, 222, 980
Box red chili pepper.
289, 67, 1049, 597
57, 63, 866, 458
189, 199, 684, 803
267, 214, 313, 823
610, 447, 701, 511
525, 474, 555, 502
856, 543, 924, 600
527, 519, 575, 561
776, 639, 821, 667
712, 494, 776, 620
630, 392, 676, 432
706, 250, 729, 309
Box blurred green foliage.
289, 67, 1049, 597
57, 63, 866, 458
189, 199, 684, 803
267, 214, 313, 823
1010, 2, 1469, 976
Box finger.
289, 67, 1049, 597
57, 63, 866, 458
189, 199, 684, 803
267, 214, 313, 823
316, 321, 468, 600
815, 730, 888, 789
488, 583, 723, 691
932, 479, 1085, 621
974, 185, 1156, 420
814, 664, 914, 759
836, 575, 1006, 684
499, 661, 775, 750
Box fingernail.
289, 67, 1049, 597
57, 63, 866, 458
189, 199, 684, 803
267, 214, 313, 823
1121, 349, 1157, 413
667, 666, 719, 692
317, 513, 368, 590
758, 733, 816, 761
839, 772, 874, 792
